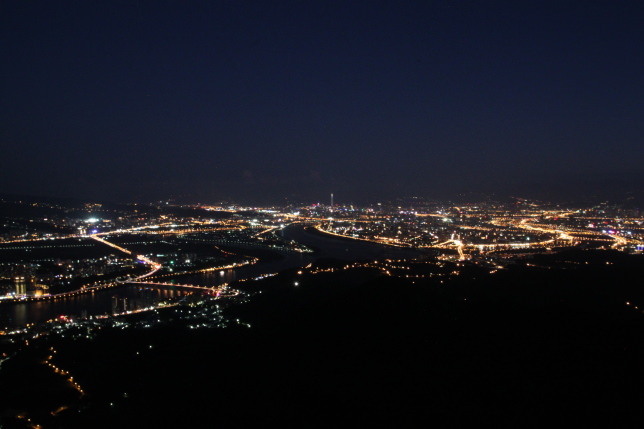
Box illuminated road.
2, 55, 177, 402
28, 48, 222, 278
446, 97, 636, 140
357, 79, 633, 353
507, 216, 639, 250
312, 225, 412, 248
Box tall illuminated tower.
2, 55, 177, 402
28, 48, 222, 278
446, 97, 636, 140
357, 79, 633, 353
14, 276, 27, 297
330, 193, 334, 211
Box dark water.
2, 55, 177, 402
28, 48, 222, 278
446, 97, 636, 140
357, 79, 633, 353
171, 251, 309, 286
0, 286, 194, 329
281, 224, 424, 261
0, 225, 422, 329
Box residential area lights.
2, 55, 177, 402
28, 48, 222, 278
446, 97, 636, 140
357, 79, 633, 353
1, 200, 642, 306
308, 205, 642, 259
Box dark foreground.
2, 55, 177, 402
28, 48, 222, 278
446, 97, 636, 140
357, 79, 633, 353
2, 250, 644, 428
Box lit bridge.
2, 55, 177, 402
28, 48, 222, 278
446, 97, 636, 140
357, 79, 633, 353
129, 281, 235, 297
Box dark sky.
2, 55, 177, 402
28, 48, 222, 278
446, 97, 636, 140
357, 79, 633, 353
2, 1, 643, 204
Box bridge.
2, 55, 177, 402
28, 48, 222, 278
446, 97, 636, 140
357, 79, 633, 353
129, 281, 236, 297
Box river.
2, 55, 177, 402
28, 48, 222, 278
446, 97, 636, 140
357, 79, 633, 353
0, 224, 423, 329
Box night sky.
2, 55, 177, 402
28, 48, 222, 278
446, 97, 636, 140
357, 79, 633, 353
2, 1, 643, 204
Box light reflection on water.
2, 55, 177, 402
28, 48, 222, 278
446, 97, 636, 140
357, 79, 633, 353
0, 225, 420, 329
0, 285, 196, 329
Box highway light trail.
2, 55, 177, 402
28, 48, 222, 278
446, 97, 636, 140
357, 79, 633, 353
89, 234, 162, 279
